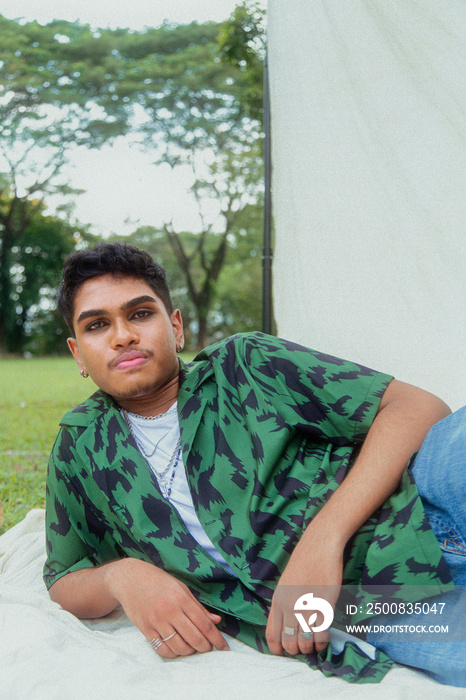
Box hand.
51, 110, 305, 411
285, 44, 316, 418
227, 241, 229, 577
265, 544, 343, 658
106, 558, 229, 658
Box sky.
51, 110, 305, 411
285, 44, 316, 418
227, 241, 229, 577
0, 0, 243, 30
0, 0, 248, 237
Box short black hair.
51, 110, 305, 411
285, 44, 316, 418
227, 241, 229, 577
58, 243, 174, 335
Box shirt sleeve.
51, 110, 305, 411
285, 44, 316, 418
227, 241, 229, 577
43, 426, 121, 590
232, 333, 393, 445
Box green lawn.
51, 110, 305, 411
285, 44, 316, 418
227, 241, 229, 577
0, 357, 98, 535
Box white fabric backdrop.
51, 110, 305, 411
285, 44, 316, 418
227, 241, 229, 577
268, 0, 466, 409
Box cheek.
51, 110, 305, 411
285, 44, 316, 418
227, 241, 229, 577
91, 350, 108, 369
79, 342, 105, 370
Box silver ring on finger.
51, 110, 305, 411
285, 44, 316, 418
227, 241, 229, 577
162, 631, 177, 643
299, 630, 314, 640
149, 637, 164, 650
282, 625, 298, 636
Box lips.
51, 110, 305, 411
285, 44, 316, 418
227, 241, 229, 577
113, 351, 148, 370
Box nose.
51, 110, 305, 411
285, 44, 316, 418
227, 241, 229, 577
111, 318, 139, 348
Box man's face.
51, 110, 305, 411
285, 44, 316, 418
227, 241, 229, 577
67, 274, 184, 402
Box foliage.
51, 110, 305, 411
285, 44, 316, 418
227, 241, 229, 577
0, 14, 135, 353
162, 147, 264, 349
0, 188, 91, 354
102, 8, 267, 350
0, 15, 136, 211
0, 11, 266, 353
212, 203, 263, 338
218, 1, 267, 123
0, 14, 258, 177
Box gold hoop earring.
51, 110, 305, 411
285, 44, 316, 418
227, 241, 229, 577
80, 369, 89, 378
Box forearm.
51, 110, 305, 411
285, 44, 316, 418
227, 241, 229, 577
48, 558, 134, 619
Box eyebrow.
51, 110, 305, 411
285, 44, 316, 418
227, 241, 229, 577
76, 295, 158, 325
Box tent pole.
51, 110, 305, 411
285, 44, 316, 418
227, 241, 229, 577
262, 52, 273, 334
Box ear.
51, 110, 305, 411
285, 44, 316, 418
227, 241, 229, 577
170, 309, 184, 349
67, 337, 85, 372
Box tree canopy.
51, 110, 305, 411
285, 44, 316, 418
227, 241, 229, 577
0, 4, 266, 354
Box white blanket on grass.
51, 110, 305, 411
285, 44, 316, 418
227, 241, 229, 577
1, 510, 465, 700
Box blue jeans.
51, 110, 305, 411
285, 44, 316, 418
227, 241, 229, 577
368, 407, 466, 686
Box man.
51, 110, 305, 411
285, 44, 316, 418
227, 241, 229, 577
44, 243, 464, 685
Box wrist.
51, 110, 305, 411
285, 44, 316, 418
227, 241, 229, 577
102, 557, 136, 600
304, 514, 350, 553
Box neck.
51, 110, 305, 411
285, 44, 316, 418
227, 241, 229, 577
116, 374, 180, 417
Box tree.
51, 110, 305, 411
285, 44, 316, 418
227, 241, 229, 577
114, 133, 263, 351
0, 13, 260, 175
0, 17, 186, 348
164, 145, 263, 349
0, 15, 132, 352
0, 13, 266, 351
94, 9, 266, 350
0, 15, 142, 205
212, 201, 263, 340
125, 8, 266, 349
0, 189, 86, 354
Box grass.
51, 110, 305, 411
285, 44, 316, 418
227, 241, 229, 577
0, 357, 99, 535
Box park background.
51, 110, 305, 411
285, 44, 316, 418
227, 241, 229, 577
2, 4, 466, 697
0, 1, 267, 533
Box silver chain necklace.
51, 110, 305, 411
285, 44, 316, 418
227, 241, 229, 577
124, 403, 178, 422
122, 408, 181, 480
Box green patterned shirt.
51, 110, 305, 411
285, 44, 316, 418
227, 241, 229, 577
44, 333, 452, 683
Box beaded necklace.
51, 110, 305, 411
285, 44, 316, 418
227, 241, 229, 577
157, 440, 182, 499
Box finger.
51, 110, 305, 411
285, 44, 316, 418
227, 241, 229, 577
162, 629, 198, 657
297, 630, 315, 656
208, 612, 222, 622
148, 633, 179, 659
280, 622, 300, 656
145, 600, 228, 657
265, 606, 284, 656
171, 592, 229, 651
148, 628, 201, 659
172, 623, 214, 656
183, 604, 230, 652
147, 623, 207, 658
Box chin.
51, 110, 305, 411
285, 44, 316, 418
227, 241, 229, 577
111, 379, 162, 401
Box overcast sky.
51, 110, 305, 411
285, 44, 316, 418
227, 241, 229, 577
1, 0, 249, 236
0, 0, 241, 30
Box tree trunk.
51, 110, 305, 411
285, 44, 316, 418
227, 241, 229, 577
163, 223, 232, 351
196, 311, 209, 351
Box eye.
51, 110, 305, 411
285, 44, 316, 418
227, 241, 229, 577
85, 319, 107, 332
131, 308, 154, 321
